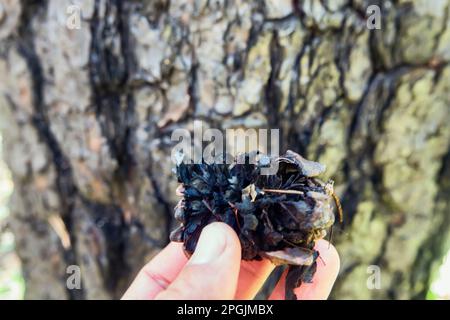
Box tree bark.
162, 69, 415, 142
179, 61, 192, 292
0, 0, 449, 299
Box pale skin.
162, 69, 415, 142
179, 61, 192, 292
122, 222, 340, 300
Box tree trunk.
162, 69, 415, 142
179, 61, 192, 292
0, 0, 449, 299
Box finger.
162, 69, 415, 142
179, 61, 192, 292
176, 185, 185, 196
122, 242, 188, 300
235, 259, 275, 299
269, 240, 340, 300
156, 222, 241, 300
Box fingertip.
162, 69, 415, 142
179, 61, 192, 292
176, 185, 185, 196
202, 222, 242, 255
156, 222, 242, 299
121, 242, 188, 300
206, 221, 240, 240
188, 222, 240, 266
314, 239, 340, 277
235, 259, 276, 299
268, 240, 340, 300
294, 239, 339, 300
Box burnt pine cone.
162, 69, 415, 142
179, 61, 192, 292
170, 150, 340, 300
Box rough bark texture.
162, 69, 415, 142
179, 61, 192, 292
0, 0, 449, 299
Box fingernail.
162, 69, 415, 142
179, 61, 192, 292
189, 223, 227, 265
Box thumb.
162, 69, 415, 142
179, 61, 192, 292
155, 222, 241, 300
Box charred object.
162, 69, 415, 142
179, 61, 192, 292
170, 150, 342, 300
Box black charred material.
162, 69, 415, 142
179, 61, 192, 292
170, 150, 337, 300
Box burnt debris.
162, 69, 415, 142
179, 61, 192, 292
170, 150, 340, 300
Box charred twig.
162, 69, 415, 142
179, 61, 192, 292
263, 188, 304, 195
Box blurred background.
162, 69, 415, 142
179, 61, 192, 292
0, 0, 450, 299
0, 137, 25, 299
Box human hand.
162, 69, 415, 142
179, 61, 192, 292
122, 222, 340, 300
